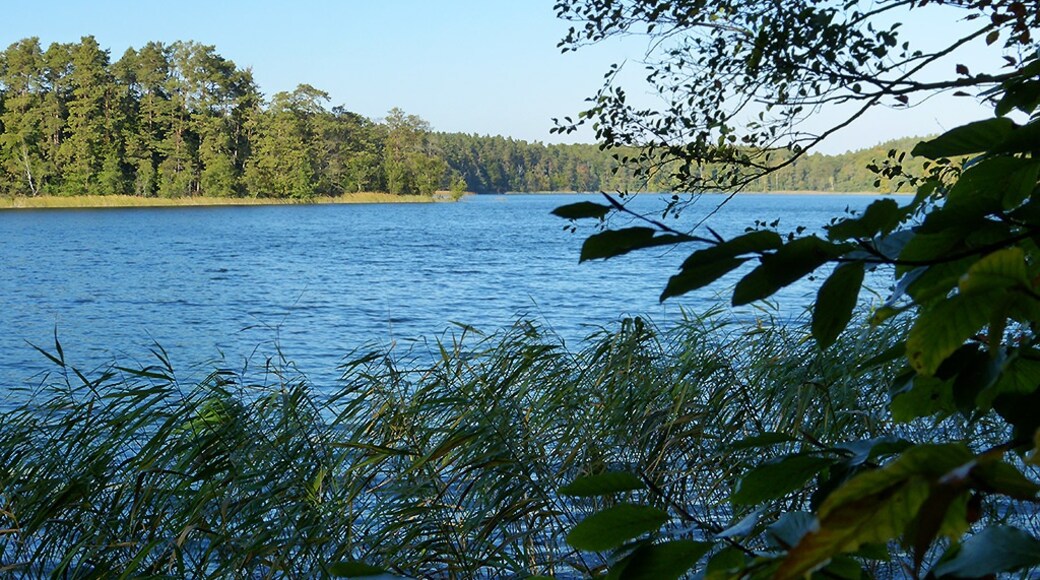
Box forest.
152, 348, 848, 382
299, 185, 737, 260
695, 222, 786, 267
0, 36, 920, 199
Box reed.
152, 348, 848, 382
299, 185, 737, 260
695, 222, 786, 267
0, 312, 901, 578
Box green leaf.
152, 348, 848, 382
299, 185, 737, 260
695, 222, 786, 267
727, 432, 798, 451
906, 292, 996, 376
551, 201, 612, 220
971, 459, 1040, 500
610, 540, 712, 580
705, 547, 747, 580
328, 561, 390, 578
958, 247, 1029, 294
891, 375, 955, 422
732, 236, 844, 306
994, 117, 1040, 155
682, 231, 784, 267
827, 198, 905, 241
911, 118, 1016, 159
661, 257, 747, 300
933, 526, 1040, 578
560, 472, 645, 497
944, 157, 1038, 214
777, 478, 930, 580
732, 455, 834, 505
566, 504, 668, 551
812, 262, 865, 348
660, 230, 783, 300
580, 227, 690, 261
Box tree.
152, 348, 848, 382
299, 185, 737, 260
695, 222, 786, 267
553, 1, 1040, 577
381, 107, 445, 195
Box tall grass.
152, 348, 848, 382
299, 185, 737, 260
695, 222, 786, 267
0, 312, 901, 578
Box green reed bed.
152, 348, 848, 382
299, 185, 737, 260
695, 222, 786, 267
0, 313, 901, 578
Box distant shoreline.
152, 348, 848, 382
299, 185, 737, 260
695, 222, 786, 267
0, 192, 463, 210
495, 190, 911, 196
0, 190, 908, 210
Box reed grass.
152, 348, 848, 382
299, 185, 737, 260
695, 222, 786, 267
0, 312, 903, 578
0, 192, 444, 210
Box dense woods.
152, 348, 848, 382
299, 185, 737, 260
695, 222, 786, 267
0, 36, 921, 199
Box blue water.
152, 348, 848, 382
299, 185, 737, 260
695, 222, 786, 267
0, 193, 890, 389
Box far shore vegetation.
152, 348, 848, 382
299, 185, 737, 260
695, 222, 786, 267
0, 191, 462, 210
0, 36, 926, 204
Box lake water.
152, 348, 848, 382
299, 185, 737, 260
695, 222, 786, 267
0, 193, 890, 389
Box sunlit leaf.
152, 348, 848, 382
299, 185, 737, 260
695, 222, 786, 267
906, 293, 996, 376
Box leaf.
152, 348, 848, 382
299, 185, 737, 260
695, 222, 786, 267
994, 118, 1040, 155
933, 526, 1040, 578
944, 157, 1036, 215
827, 198, 905, 241
911, 118, 1016, 159
766, 511, 816, 549
812, 262, 865, 348
906, 293, 996, 376
661, 257, 747, 300
661, 230, 783, 300
327, 562, 391, 578
580, 227, 689, 261
970, 459, 1040, 499
566, 504, 668, 551
732, 236, 844, 306
732, 455, 834, 505
777, 478, 930, 580
727, 432, 798, 451
716, 508, 763, 539
560, 472, 645, 497
610, 540, 712, 580
551, 201, 612, 220
958, 247, 1029, 295
781, 446, 975, 575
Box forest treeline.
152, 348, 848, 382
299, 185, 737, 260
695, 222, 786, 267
0, 36, 922, 198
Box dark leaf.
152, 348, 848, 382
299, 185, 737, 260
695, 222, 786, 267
328, 562, 394, 578
733, 455, 834, 505
580, 227, 689, 261
612, 540, 712, 580
561, 472, 645, 497
827, 198, 905, 241
551, 201, 612, 220
566, 504, 668, 551
911, 118, 1016, 159
660, 257, 747, 300
732, 236, 844, 306
812, 262, 865, 348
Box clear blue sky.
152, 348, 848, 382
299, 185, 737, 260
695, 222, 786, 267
1, 1, 1001, 153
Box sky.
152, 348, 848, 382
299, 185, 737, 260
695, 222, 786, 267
1, 1, 1008, 154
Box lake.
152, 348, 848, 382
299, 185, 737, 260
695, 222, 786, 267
0, 193, 890, 390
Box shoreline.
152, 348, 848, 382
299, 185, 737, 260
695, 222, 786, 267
0, 189, 906, 210
0, 192, 462, 210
